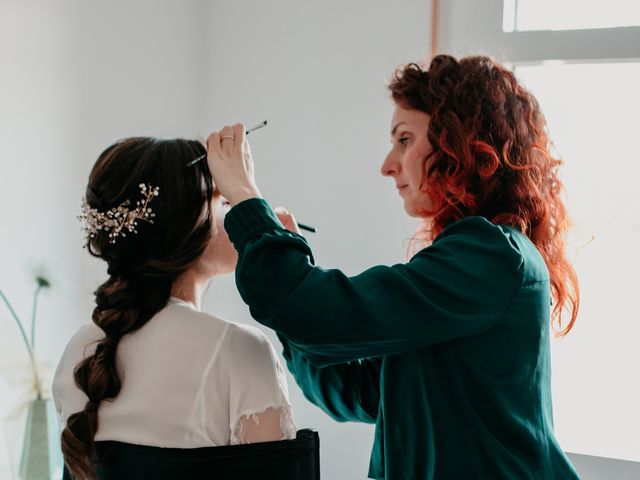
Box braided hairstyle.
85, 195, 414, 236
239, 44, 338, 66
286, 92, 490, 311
61, 138, 214, 479
388, 54, 579, 336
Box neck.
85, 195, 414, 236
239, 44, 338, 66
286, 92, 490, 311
170, 269, 208, 310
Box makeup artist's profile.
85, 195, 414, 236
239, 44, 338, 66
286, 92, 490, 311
207, 54, 581, 479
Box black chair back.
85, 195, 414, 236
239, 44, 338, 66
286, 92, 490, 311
62, 429, 320, 480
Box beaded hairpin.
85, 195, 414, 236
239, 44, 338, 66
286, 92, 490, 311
78, 183, 159, 245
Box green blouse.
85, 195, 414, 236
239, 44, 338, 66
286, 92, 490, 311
224, 198, 580, 480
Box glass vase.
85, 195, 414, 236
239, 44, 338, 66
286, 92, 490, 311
4, 396, 63, 480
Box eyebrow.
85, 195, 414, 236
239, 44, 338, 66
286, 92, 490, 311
390, 122, 407, 137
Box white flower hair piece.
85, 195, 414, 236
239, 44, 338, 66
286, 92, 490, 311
78, 183, 159, 245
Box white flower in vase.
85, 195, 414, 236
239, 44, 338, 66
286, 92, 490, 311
1, 267, 63, 480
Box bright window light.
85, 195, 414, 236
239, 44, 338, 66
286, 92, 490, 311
515, 61, 640, 461
504, 0, 640, 32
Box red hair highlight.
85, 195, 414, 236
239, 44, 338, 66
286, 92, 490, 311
390, 55, 579, 336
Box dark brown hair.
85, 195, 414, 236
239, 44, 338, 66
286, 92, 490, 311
389, 54, 579, 336
61, 138, 214, 479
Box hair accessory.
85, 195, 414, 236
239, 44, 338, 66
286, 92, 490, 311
78, 183, 159, 245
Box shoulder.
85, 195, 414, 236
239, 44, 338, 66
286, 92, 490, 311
221, 322, 287, 385
52, 323, 103, 415
161, 304, 284, 353
224, 322, 279, 363
495, 224, 550, 282
61, 323, 104, 362
155, 302, 232, 338
430, 216, 523, 270
222, 323, 290, 409
54, 323, 103, 385
435, 216, 520, 249
427, 216, 548, 283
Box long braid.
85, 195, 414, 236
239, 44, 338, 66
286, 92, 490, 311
61, 269, 173, 479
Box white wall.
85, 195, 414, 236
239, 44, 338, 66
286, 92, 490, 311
0, 0, 206, 475
0, 1, 430, 478
0, 2, 79, 473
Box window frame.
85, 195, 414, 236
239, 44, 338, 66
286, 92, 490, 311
437, 0, 640, 63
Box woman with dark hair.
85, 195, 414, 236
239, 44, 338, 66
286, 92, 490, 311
52, 138, 296, 480
207, 54, 581, 479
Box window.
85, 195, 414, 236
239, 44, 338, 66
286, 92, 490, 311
504, 0, 640, 32
439, 0, 640, 462
516, 61, 640, 461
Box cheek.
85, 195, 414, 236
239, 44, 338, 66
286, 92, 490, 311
219, 226, 236, 257
215, 211, 238, 263
204, 204, 237, 267
405, 150, 427, 185
407, 139, 435, 185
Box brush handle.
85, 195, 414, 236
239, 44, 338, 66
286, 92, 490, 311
296, 222, 316, 233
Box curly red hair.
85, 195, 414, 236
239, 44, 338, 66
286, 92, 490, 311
389, 54, 579, 336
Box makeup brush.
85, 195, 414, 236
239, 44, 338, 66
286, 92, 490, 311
186, 121, 267, 167
296, 223, 316, 233
188, 120, 316, 233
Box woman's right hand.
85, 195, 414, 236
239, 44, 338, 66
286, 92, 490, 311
206, 123, 261, 207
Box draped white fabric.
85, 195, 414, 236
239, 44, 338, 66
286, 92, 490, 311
52, 297, 296, 447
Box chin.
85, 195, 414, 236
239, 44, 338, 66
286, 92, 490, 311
403, 202, 421, 217
403, 194, 435, 217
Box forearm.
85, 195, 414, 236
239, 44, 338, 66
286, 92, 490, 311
225, 200, 522, 364
278, 334, 380, 424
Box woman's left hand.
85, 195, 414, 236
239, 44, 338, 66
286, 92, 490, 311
207, 123, 262, 206
274, 207, 301, 235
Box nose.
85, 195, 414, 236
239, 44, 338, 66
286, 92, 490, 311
380, 151, 399, 177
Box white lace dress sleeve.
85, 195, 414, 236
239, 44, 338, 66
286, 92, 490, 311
223, 324, 297, 445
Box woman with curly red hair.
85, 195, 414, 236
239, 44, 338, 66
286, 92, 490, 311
207, 54, 580, 479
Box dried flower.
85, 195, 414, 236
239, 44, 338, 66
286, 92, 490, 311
0, 272, 53, 399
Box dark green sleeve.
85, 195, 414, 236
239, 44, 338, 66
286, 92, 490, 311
277, 333, 380, 424
225, 198, 524, 365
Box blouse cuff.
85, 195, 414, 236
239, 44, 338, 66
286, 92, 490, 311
224, 198, 284, 252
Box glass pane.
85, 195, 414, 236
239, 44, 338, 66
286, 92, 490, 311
504, 0, 640, 32
515, 62, 640, 461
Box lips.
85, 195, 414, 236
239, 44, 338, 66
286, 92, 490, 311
397, 184, 408, 191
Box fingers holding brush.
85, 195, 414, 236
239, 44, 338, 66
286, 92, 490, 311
205, 119, 315, 233
274, 207, 301, 235
207, 123, 261, 206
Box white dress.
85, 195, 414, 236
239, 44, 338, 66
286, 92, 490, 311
52, 297, 297, 447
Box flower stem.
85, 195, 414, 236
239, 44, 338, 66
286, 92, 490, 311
0, 289, 42, 398
30, 284, 43, 351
